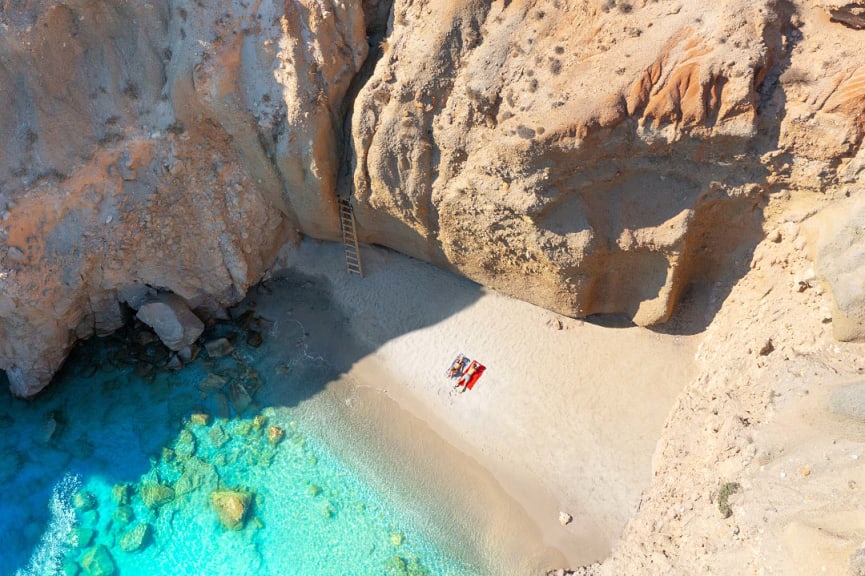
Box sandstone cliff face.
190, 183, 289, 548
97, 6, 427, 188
350, 0, 780, 324
1, 0, 864, 396
0, 0, 367, 395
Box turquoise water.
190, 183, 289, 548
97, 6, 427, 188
0, 301, 484, 575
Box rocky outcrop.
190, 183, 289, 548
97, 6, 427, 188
349, 0, 778, 324
0, 0, 367, 396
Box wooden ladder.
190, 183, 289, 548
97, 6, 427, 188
338, 197, 364, 277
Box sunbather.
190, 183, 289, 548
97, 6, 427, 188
455, 360, 479, 391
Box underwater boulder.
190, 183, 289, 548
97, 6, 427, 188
111, 484, 132, 506
73, 490, 97, 512
204, 338, 234, 358
174, 429, 197, 459
141, 483, 175, 509
81, 544, 116, 576
210, 489, 253, 530
120, 522, 151, 553
267, 426, 284, 446
71, 527, 95, 548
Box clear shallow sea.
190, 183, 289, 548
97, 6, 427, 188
0, 287, 485, 576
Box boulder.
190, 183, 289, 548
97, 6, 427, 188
81, 545, 116, 576
112, 484, 132, 505
190, 413, 210, 426
204, 338, 234, 358
71, 527, 95, 549
210, 489, 253, 530
73, 490, 97, 512
136, 294, 205, 351
112, 506, 135, 528
267, 426, 285, 446
119, 523, 151, 553
141, 483, 174, 510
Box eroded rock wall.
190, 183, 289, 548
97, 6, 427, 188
0, 0, 367, 396
349, 0, 781, 324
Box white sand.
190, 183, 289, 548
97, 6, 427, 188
274, 240, 698, 568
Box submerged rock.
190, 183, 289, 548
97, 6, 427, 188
112, 506, 135, 528
71, 527, 95, 548
204, 338, 234, 358
198, 373, 228, 392
73, 490, 97, 512
210, 489, 253, 530
81, 544, 116, 576
62, 559, 81, 576
141, 483, 175, 509
229, 382, 253, 415
174, 429, 197, 459
246, 331, 263, 348
175, 458, 219, 496
120, 523, 151, 553
190, 413, 210, 426
209, 422, 230, 448
136, 294, 205, 352
267, 426, 285, 446
112, 484, 132, 505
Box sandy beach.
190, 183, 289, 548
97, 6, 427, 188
267, 240, 699, 569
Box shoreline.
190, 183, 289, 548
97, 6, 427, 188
272, 240, 699, 567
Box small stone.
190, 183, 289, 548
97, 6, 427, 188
306, 483, 322, 497
119, 523, 151, 553
758, 339, 774, 356
267, 426, 285, 446
246, 331, 263, 348
204, 338, 234, 358
7, 245, 25, 262
253, 415, 268, 429
81, 544, 116, 576
798, 465, 811, 477
767, 229, 782, 243
559, 511, 573, 526
390, 532, 404, 547
166, 355, 183, 370
178, 345, 199, 363
190, 413, 210, 426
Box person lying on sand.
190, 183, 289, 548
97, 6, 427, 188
454, 361, 479, 392
447, 354, 466, 378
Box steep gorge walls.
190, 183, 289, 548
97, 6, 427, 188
0, 0, 367, 396
349, 0, 787, 325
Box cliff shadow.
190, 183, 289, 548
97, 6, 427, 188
0, 240, 484, 575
